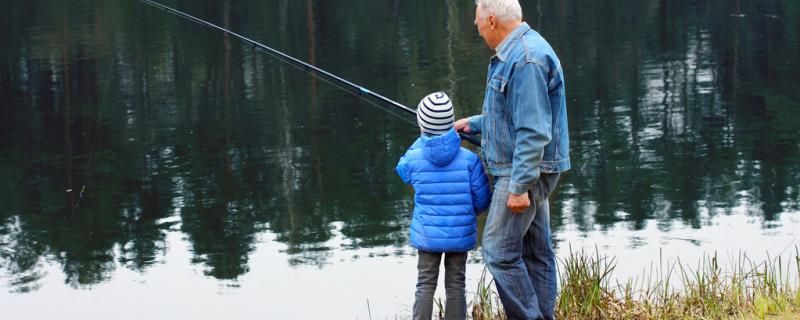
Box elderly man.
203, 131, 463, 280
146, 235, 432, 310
454, 0, 570, 319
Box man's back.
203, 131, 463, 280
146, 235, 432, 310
470, 22, 570, 194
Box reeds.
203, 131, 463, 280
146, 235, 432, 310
465, 246, 800, 320
470, 266, 505, 320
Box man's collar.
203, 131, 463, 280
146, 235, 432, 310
494, 22, 531, 62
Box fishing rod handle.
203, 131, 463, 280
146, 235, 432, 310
460, 133, 481, 146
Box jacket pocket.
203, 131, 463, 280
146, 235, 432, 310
488, 76, 507, 93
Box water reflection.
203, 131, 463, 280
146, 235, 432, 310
556, 0, 799, 236
0, 0, 798, 303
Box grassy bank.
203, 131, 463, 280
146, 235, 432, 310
467, 247, 800, 320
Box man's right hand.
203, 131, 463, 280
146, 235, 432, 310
454, 118, 471, 133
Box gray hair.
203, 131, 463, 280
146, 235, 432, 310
475, 0, 523, 22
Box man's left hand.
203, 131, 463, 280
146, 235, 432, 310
454, 118, 471, 133
507, 192, 530, 213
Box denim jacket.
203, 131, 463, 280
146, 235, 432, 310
467, 22, 570, 195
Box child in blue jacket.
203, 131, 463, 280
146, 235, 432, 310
396, 91, 491, 320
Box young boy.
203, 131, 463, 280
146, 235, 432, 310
395, 91, 491, 320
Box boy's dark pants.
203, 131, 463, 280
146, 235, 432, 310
413, 251, 468, 320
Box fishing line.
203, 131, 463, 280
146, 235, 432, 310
137, 0, 479, 145
254, 45, 417, 127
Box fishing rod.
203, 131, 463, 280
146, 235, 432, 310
137, 0, 480, 146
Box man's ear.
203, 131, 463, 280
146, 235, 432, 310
488, 15, 497, 30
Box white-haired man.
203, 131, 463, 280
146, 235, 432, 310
454, 1, 570, 319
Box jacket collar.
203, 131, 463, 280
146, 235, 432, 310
494, 22, 531, 62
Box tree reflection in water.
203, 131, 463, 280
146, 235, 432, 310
0, 0, 797, 291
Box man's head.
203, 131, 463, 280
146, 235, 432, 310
474, 0, 523, 50
417, 92, 454, 136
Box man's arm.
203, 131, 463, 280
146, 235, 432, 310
508, 62, 553, 196
455, 115, 484, 134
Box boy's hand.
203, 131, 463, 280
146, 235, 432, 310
507, 192, 530, 213
455, 118, 471, 133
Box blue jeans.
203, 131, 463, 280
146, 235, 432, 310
413, 251, 468, 320
482, 174, 560, 320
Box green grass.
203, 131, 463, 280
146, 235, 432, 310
461, 246, 800, 320
469, 267, 505, 320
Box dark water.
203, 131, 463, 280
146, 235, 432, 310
1, 0, 799, 318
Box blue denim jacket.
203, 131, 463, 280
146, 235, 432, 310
468, 22, 570, 195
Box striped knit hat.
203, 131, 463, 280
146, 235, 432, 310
417, 91, 454, 136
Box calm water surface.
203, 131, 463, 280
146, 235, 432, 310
1, 0, 799, 319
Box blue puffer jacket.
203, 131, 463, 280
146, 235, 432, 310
396, 128, 491, 252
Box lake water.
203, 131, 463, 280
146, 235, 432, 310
1, 0, 799, 319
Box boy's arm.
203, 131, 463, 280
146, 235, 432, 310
395, 153, 412, 184
469, 155, 491, 214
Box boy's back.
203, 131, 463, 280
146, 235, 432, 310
396, 91, 491, 320
396, 117, 491, 253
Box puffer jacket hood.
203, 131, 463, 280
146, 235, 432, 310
421, 128, 461, 167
